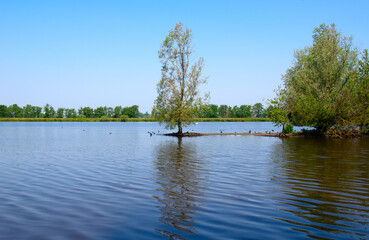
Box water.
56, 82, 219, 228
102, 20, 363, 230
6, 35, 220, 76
0, 122, 368, 239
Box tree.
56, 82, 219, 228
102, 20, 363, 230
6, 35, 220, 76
65, 108, 77, 118
78, 107, 94, 118
218, 105, 231, 118
139, 111, 151, 118
153, 22, 208, 134
264, 105, 274, 118
33, 106, 42, 118
23, 104, 33, 118
198, 104, 218, 118
268, 87, 290, 133
43, 104, 56, 118
94, 107, 105, 118
282, 23, 359, 133
239, 105, 252, 118
104, 106, 113, 118
122, 105, 139, 118
353, 49, 369, 129
56, 108, 65, 118
113, 106, 122, 118
8, 104, 23, 118
252, 103, 264, 118
231, 105, 240, 118
0, 105, 8, 117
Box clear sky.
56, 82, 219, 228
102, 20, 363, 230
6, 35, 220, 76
1, 0, 368, 113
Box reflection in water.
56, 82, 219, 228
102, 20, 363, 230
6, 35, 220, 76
153, 138, 206, 239
270, 137, 369, 239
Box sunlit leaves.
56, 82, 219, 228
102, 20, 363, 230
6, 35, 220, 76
153, 22, 208, 134
277, 23, 368, 133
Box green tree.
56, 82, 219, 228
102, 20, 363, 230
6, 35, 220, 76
198, 104, 218, 118
33, 106, 42, 118
43, 104, 56, 118
231, 105, 240, 118
208, 104, 219, 118
282, 23, 359, 133
78, 107, 94, 118
239, 105, 252, 118
353, 49, 369, 129
122, 105, 139, 118
23, 104, 33, 118
113, 106, 122, 118
264, 105, 274, 118
94, 107, 105, 118
104, 106, 113, 117
218, 105, 231, 118
0, 105, 8, 117
56, 108, 65, 118
268, 87, 290, 133
65, 108, 77, 118
153, 22, 208, 134
252, 103, 264, 118
8, 104, 23, 118
140, 112, 151, 118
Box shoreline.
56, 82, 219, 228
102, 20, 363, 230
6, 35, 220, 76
161, 131, 369, 138
162, 132, 280, 137
0, 118, 271, 122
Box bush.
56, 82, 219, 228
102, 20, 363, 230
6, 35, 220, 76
120, 115, 128, 122
100, 115, 109, 121
283, 123, 293, 134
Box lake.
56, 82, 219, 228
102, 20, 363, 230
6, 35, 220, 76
0, 122, 368, 239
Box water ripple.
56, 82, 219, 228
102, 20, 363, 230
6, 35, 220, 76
0, 123, 368, 239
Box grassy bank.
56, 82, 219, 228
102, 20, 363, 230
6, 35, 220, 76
0, 118, 271, 122
0, 118, 154, 122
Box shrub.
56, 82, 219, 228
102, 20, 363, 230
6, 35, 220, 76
284, 123, 293, 134
120, 115, 128, 122
100, 115, 109, 122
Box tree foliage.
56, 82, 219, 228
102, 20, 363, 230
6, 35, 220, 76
153, 22, 208, 134
43, 104, 56, 118
252, 103, 265, 118
8, 104, 23, 118
0, 104, 143, 119
56, 108, 65, 118
272, 23, 368, 134
0, 105, 8, 117
268, 87, 290, 133
354, 49, 369, 128
218, 105, 232, 118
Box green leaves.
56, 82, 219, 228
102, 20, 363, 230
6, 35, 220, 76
273, 23, 369, 134
153, 22, 208, 134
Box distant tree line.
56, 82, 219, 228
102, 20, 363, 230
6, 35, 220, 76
0, 104, 149, 119
196, 103, 270, 118
0, 103, 271, 119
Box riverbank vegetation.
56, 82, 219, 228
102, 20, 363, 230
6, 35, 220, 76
269, 23, 369, 136
2, 23, 367, 137
0, 103, 270, 121
0, 117, 271, 122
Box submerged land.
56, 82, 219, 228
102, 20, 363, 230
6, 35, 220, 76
163, 132, 279, 137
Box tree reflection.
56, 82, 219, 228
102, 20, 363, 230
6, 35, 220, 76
153, 137, 206, 239
270, 138, 369, 237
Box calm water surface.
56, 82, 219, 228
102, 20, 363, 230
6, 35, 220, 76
0, 122, 368, 239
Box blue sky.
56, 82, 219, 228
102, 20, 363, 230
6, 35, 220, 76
1, 0, 368, 113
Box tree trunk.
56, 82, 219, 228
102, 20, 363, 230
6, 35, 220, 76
178, 122, 183, 135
